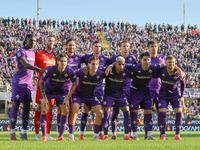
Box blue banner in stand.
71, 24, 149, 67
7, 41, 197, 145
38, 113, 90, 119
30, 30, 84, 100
0, 118, 200, 131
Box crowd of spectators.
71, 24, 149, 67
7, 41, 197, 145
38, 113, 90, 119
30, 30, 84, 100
1, 17, 200, 120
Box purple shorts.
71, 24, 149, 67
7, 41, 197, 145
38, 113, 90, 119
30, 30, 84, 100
150, 90, 159, 109
73, 93, 101, 108
158, 95, 182, 109
102, 94, 129, 108
130, 88, 152, 110
94, 89, 104, 103
11, 83, 33, 103
41, 91, 67, 105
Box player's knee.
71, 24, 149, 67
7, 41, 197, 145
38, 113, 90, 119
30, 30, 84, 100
96, 110, 103, 118
23, 102, 30, 109
13, 100, 20, 106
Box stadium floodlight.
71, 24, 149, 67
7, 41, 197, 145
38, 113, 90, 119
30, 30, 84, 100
183, 0, 185, 31
37, 0, 40, 30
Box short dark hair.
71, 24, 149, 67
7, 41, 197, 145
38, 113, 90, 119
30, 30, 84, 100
92, 40, 101, 46
147, 41, 157, 47
46, 35, 55, 40
66, 38, 75, 45
166, 55, 176, 61
88, 56, 99, 63
23, 34, 36, 46
56, 53, 68, 61
139, 52, 150, 59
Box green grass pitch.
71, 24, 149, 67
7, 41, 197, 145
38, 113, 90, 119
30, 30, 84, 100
0, 131, 199, 150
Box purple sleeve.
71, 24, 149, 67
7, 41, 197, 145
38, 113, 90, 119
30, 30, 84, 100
76, 68, 83, 77
16, 49, 25, 61
153, 64, 165, 72
180, 75, 186, 97
41, 69, 50, 81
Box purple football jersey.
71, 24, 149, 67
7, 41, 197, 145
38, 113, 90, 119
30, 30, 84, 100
149, 54, 166, 92
104, 67, 132, 97
12, 46, 35, 90
64, 54, 81, 92
108, 54, 137, 90
41, 65, 76, 92
157, 68, 186, 97
74, 68, 105, 97
80, 54, 109, 97
126, 63, 165, 90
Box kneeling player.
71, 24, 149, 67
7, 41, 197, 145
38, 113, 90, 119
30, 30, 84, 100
69, 56, 105, 140
102, 56, 132, 140
157, 55, 185, 140
39, 54, 76, 141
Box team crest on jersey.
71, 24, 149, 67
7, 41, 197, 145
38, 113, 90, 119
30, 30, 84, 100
53, 73, 57, 76
149, 70, 152, 73
159, 57, 162, 60
122, 73, 126, 76
101, 57, 104, 61
103, 101, 106, 105
96, 75, 100, 79
42, 54, 46, 56
75, 57, 78, 60
154, 64, 157, 67
162, 74, 165, 76
130, 104, 133, 108
129, 57, 132, 61
159, 64, 163, 68
73, 98, 77, 101
138, 70, 141, 73
158, 103, 161, 107
84, 75, 88, 78
64, 73, 68, 77
16, 95, 20, 99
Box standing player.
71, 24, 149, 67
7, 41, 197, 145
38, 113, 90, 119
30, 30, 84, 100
34, 35, 57, 141
56, 38, 81, 135
107, 40, 137, 139
69, 56, 105, 140
102, 56, 132, 140
10, 34, 44, 140
39, 54, 76, 141
145, 41, 166, 139
79, 41, 109, 140
157, 55, 185, 140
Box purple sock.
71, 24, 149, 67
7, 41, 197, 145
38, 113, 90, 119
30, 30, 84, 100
69, 124, 75, 134
80, 113, 88, 131
40, 114, 47, 136
103, 111, 111, 135
111, 108, 119, 132
145, 114, 153, 132
123, 111, 131, 134
175, 112, 182, 135
57, 114, 61, 133
131, 112, 138, 132
59, 115, 68, 137
22, 107, 30, 130
10, 104, 19, 129
159, 112, 166, 135
94, 124, 101, 134
144, 117, 147, 138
